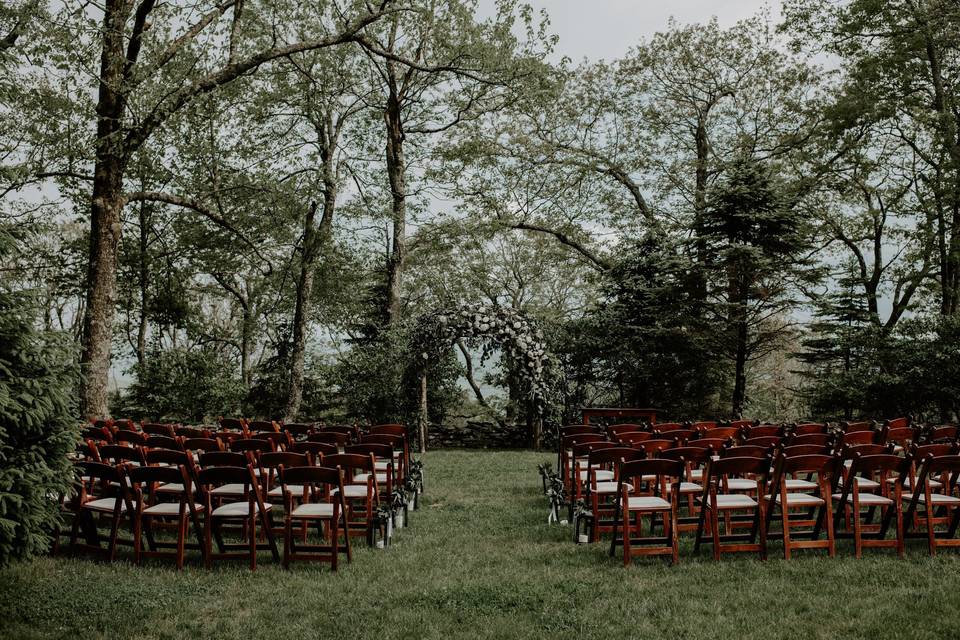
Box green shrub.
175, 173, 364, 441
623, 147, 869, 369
0, 231, 78, 565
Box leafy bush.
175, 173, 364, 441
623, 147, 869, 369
0, 230, 78, 565
124, 347, 245, 422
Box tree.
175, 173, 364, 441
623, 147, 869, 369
0, 226, 78, 565
699, 156, 812, 415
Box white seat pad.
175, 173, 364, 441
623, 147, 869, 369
353, 473, 388, 483
581, 470, 615, 482
83, 497, 125, 513
725, 478, 758, 491
679, 482, 702, 494
268, 484, 303, 497
839, 477, 880, 490
156, 483, 185, 493
911, 493, 960, 505
333, 485, 369, 498
832, 492, 892, 506
887, 478, 943, 490
771, 493, 824, 507
374, 461, 393, 471
785, 479, 818, 491
143, 502, 203, 515
290, 503, 335, 518
627, 496, 671, 510
210, 483, 248, 496
211, 501, 271, 517
707, 494, 758, 509
690, 469, 703, 481
594, 481, 631, 494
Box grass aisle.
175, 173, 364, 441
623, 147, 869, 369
2, 449, 960, 639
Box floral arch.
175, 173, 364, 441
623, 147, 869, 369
409, 304, 553, 452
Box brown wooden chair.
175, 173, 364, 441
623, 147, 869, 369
650, 422, 684, 434
142, 422, 177, 437
308, 431, 349, 447
145, 434, 183, 451
345, 443, 395, 497
280, 465, 352, 570
174, 425, 211, 439
742, 424, 782, 439
794, 422, 829, 435
322, 425, 357, 442
323, 453, 379, 542
218, 417, 246, 432
742, 435, 783, 449
114, 429, 148, 447
833, 453, 909, 558
292, 440, 338, 463
606, 423, 647, 437
700, 426, 742, 441
69, 461, 136, 562
129, 464, 205, 569
613, 431, 653, 446
790, 433, 834, 447
610, 458, 683, 565
250, 430, 291, 451
98, 443, 147, 469
562, 433, 609, 493
689, 421, 719, 431
196, 465, 278, 570
695, 456, 770, 560
661, 446, 712, 531
657, 429, 695, 445
247, 420, 280, 434
927, 425, 959, 443
282, 423, 315, 440
360, 433, 407, 484
903, 454, 960, 555
765, 453, 839, 558
843, 421, 876, 434
585, 447, 641, 542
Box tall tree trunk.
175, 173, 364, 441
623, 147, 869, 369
136, 199, 149, 368
240, 296, 254, 389
79, 0, 131, 418
730, 266, 749, 417
418, 371, 428, 453
384, 93, 406, 326
285, 189, 335, 420
692, 113, 710, 302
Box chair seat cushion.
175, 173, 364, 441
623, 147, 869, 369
769, 493, 825, 507
143, 502, 203, 516
268, 484, 303, 497
594, 481, 631, 494
701, 494, 758, 509
581, 470, 615, 482
83, 497, 125, 513
690, 469, 703, 481
211, 501, 271, 517
679, 482, 703, 494
210, 483, 248, 496
156, 483, 185, 494
832, 492, 892, 506
333, 485, 369, 498
886, 477, 943, 490
912, 493, 960, 505
290, 503, 335, 518
374, 461, 393, 471
627, 496, 671, 510
838, 477, 880, 490
725, 478, 758, 491
353, 473, 388, 483
784, 479, 818, 491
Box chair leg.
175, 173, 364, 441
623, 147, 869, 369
670, 503, 680, 566
825, 505, 836, 558
133, 511, 143, 566
711, 508, 721, 561
249, 513, 257, 571
622, 508, 632, 567
204, 516, 213, 570
853, 503, 862, 559
331, 518, 339, 572
107, 508, 122, 562
176, 514, 186, 570
758, 505, 768, 561
283, 517, 291, 570
895, 499, 905, 559
781, 504, 791, 560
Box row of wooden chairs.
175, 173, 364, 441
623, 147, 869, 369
59, 424, 415, 569
567, 438, 960, 565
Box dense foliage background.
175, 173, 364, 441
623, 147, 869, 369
2, 0, 959, 433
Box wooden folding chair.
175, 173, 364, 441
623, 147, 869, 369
903, 454, 960, 555
145, 434, 183, 451
129, 464, 205, 569
69, 461, 136, 561
833, 453, 909, 558
196, 465, 278, 570
765, 453, 839, 558
695, 456, 770, 560
586, 447, 641, 542
793, 422, 829, 435
323, 453, 379, 543
292, 440, 338, 463
280, 465, 352, 570
142, 422, 177, 437
610, 458, 683, 565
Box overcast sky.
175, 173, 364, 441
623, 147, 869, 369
482, 0, 783, 62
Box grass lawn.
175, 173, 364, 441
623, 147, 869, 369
2, 449, 960, 639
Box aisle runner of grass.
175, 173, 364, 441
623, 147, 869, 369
2, 449, 960, 639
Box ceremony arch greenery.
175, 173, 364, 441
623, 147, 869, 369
409, 304, 553, 451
